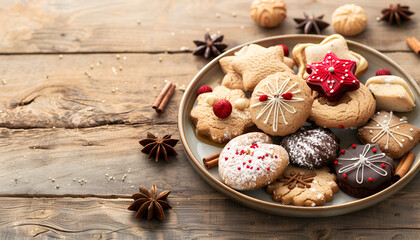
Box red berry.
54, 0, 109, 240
248, 160, 252, 163
277, 44, 289, 57
238, 167, 241, 170
352, 144, 356, 148
339, 125, 344, 129
259, 94, 268, 102
334, 160, 338, 165
382, 163, 386, 168
341, 149, 345, 154
368, 177, 373, 182
250, 167, 253, 170
257, 167, 260, 170
343, 174, 347, 178
375, 68, 391, 76
282, 92, 293, 100
225, 157, 228, 161
267, 167, 270, 171
243, 162, 246, 165
197, 85, 212, 95
373, 149, 377, 153
274, 155, 278, 159
213, 99, 232, 118
246, 165, 249, 168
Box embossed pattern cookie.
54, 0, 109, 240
266, 165, 339, 206
250, 72, 313, 136
334, 144, 394, 198
220, 44, 294, 91
358, 111, 420, 159
332, 4, 367, 36
219, 132, 289, 190
190, 86, 254, 144
280, 126, 340, 169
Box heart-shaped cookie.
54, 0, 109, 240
218, 132, 289, 190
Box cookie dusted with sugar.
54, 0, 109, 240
333, 144, 394, 198
357, 111, 420, 159
250, 72, 313, 136
218, 132, 289, 190
292, 34, 368, 80
266, 165, 339, 206
280, 126, 340, 169
190, 86, 254, 144
220, 44, 294, 91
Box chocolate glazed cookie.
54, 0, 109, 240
280, 126, 340, 169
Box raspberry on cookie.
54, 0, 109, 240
218, 132, 289, 190
220, 44, 294, 91
266, 165, 339, 206
190, 86, 254, 144
250, 72, 313, 136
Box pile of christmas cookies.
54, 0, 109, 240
190, 34, 420, 207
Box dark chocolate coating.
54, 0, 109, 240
280, 126, 340, 169
333, 144, 394, 198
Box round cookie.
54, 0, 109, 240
309, 83, 376, 128
250, 72, 313, 136
280, 126, 340, 169
219, 132, 289, 190
250, 0, 287, 28
332, 4, 367, 36
334, 144, 394, 198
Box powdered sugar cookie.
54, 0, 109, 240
250, 72, 313, 136
190, 86, 254, 144
357, 111, 420, 159
219, 132, 289, 190
266, 165, 339, 206
220, 44, 294, 91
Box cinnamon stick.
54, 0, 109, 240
152, 82, 174, 112
156, 84, 176, 113
204, 158, 219, 169
406, 37, 420, 55
203, 151, 222, 163
394, 152, 415, 181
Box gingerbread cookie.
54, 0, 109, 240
334, 144, 394, 198
332, 4, 367, 36
292, 34, 368, 80
280, 126, 340, 169
366, 75, 416, 112
220, 44, 294, 91
219, 132, 289, 190
266, 165, 339, 206
309, 83, 376, 128
190, 86, 254, 144
357, 111, 420, 159
250, 72, 313, 136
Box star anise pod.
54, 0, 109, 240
193, 33, 228, 59
294, 13, 329, 34
128, 184, 172, 220
280, 171, 316, 190
139, 132, 178, 162
380, 4, 414, 25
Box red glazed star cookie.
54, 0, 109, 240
219, 132, 289, 190
190, 86, 254, 144
250, 72, 313, 136
306, 51, 360, 100
266, 165, 339, 206
292, 34, 368, 80
220, 44, 294, 91
358, 111, 420, 159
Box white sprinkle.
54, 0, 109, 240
116, 54, 120, 59
310, 188, 316, 192
369, 130, 373, 134
137, 20, 141, 25
410, 128, 414, 131
2, 79, 6, 85
311, 203, 316, 207
396, 126, 400, 129
59, 54, 63, 59
402, 139, 405, 142
158, 57, 163, 62
330, 89, 334, 93
55, 185, 60, 189
215, 13, 220, 18
232, 12, 237, 17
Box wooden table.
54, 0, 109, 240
0, 0, 419, 239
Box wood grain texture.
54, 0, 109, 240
0, 192, 419, 239
0, 0, 418, 54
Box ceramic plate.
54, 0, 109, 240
178, 35, 420, 217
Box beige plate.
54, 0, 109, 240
178, 35, 420, 217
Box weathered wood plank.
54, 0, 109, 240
0, 0, 418, 53
0, 195, 419, 239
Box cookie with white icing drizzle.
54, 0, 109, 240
333, 144, 394, 198
218, 132, 289, 190
266, 165, 338, 206
250, 72, 313, 136
357, 111, 420, 159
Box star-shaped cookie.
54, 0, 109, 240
292, 34, 368, 80
307, 51, 360, 100
220, 44, 294, 92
